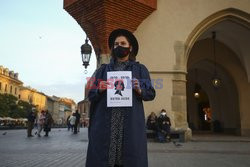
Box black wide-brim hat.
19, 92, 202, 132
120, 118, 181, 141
108, 29, 139, 56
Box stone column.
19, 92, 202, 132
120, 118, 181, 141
97, 53, 111, 68
171, 41, 192, 141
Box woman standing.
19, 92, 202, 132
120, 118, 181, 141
37, 110, 46, 137
86, 29, 155, 167
43, 110, 53, 137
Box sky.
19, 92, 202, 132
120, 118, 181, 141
0, 0, 97, 103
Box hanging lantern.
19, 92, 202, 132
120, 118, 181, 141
194, 83, 201, 99
81, 38, 92, 69
211, 31, 221, 88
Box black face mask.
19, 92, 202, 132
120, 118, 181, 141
113, 46, 130, 58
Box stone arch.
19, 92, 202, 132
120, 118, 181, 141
185, 8, 250, 135
185, 8, 250, 65
187, 54, 241, 134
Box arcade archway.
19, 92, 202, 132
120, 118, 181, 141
186, 8, 250, 135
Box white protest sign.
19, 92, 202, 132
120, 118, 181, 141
107, 71, 132, 107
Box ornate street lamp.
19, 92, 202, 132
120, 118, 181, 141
81, 38, 92, 70
211, 31, 221, 88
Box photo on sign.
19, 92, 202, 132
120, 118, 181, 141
107, 71, 132, 107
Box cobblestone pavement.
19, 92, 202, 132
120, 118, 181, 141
1, 128, 250, 167
0, 128, 88, 167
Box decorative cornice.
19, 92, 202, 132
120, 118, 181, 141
0, 74, 23, 85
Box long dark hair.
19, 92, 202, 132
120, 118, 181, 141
110, 35, 136, 61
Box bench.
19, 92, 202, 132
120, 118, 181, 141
146, 130, 157, 138
169, 129, 186, 142
146, 129, 186, 142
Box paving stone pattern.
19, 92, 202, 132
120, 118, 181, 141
1, 128, 250, 167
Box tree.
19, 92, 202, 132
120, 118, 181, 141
0, 93, 17, 117
0, 94, 34, 118
17, 100, 34, 118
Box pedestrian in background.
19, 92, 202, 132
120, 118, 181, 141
146, 112, 158, 131
157, 109, 171, 142
43, 110, 53, 137
66, 115, 71, 131
37, 110, 46, 137
69, 113, 76, 132
27, 108, 36, 137
73, 110, 81, 133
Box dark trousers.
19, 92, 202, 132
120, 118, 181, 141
73, 123, 78, 134
27, 122, 34, 137
44, 124, 51, 136
67, 123, 71, 131
157, 128, 171, 142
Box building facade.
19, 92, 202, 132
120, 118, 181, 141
64, 0, 250, 139
19, 86, 47, 111
77, 99, 90, 118
0, 65, 77, 125
0, 66, 23, 97
59, 97, 76, 124
46, 96, 60, 125
46, 96, 76, 125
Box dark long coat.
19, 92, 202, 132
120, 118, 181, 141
44, 112, 53, 132
86, 59, 155, 167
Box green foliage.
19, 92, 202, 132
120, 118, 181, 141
0, 93, 16, 117
17, 100, 34, 118
0, 94, 34, 118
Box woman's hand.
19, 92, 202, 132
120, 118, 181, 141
98, 81, 109, 93
132, 78, 142, 95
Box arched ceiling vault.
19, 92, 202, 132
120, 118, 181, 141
197, 20, 250, 82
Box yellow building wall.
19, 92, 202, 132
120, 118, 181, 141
136, 0, 250, 70
135, 0, 250, 135
0, 67, 22, 98
19, 88, 46, 112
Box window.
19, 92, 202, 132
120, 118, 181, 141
5, 84, 7, 92
10, 86, 12, 94
0, 82, 1, 90
15, 87, 17, 95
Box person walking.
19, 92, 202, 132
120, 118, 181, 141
43, 110, 53, 137
27, 108, 36, 137
37, 110, 46, 137
86, 29, 156, 167
66, 115, 71, 131
73, 110, 80, 134
69, 113, 76, 132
